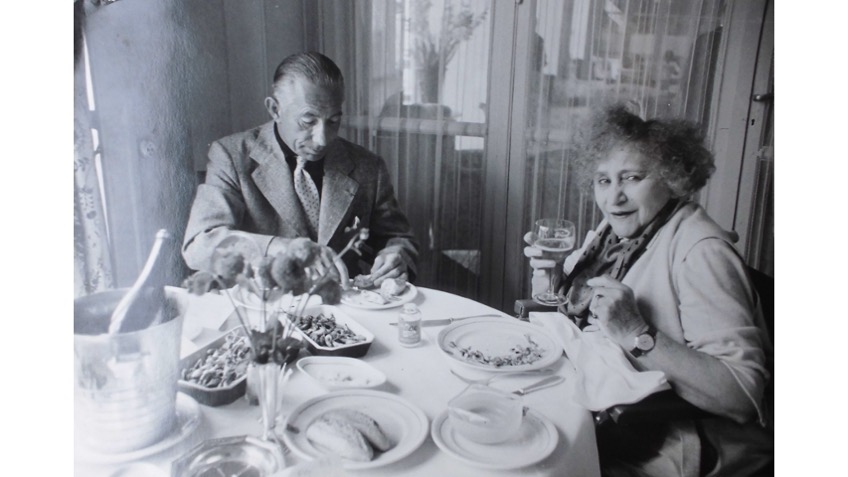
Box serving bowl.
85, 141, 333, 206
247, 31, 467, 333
293, 305, 374, 358
177, 329, 250, 407
296, 356, 386, 391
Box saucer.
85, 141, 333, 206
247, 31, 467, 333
431, 407, 558, 470
76, 393, 202, 465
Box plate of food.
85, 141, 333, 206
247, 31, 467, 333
281, 390, 429, 470
437, 318, 561, 374
340, 276, 417, 310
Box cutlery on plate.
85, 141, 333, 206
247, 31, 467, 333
511, 375, 565, 396
389, 313, 502, 326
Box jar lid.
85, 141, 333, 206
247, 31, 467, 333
403, 303, 419, 313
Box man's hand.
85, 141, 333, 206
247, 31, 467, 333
369, 251, 408, 286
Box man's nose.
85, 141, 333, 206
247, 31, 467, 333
312, 122, 329, 147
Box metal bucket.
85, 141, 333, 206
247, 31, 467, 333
74, 287, 186, 454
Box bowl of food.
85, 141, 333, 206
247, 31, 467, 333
178, 329, 251, 406
297, 356, 386, 391
292, 305, 374, 358
447, 384, 524, 444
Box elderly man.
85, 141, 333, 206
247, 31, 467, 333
183, 52, 418, 285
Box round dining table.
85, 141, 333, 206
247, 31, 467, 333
75, 287, 601, 477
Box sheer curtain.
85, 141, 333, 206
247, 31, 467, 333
319, 0, 493, 298
515, 0, 725, 295
315, 0, 727, 304
74, 1, 114, 297
521, 0, 725, 233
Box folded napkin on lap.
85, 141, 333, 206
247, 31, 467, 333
529, 312, 670, 411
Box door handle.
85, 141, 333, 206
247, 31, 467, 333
752, 93, 773, 102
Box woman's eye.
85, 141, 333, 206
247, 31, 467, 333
301, 118, 317, 126
624, 174, 642, 182
595, 177, 610, 186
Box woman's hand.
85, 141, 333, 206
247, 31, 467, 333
586, 275, 650, 349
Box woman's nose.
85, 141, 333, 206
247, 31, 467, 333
611, 183, 627, 204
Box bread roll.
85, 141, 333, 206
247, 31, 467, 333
379, 278, 407, 297
306, 414, 374, 462
324, 409, 392, 452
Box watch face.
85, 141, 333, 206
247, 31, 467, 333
635, 333, 655, 351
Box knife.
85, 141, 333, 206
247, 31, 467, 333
388, 313, 502, 327
511, 375, 565, 396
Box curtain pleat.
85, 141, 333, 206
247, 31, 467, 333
74, 14, 115, 298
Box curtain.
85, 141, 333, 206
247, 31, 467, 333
74, 1, 114, 297
318, 0, 493, 299
520, 0, 726, 244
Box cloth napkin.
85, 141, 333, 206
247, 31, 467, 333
530, 312, 670, 411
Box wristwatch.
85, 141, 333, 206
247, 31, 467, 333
629, 325, 657, 357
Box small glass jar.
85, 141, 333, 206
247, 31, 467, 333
397, 303, 422, 347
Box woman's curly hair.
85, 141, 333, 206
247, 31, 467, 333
572, 104, 715, 197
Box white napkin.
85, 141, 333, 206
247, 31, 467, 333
530, 312, 670, 411
183, 291, 235, 332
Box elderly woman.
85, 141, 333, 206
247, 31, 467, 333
528, 105, 773, 476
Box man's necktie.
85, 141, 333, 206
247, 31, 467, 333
293, 156, 321, 239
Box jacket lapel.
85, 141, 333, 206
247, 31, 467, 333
318, 142, 358, 245
250, 122, 310, 237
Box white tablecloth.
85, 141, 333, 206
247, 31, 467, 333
75, 287, 600, 477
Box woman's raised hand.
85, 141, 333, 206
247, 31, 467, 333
586, 275, 650, 349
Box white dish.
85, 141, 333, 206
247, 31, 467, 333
76, 393, 202, 465
297, 356, 387, 390
282, 390, 429, 470
340, 283, 418, 310
431, 407, 559, 470
437, 318, 561, 374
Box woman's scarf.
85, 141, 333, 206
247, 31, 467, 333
560, 199, 683, 327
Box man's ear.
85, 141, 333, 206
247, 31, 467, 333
264, 96, 279, 120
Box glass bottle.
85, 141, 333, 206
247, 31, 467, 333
398, 303, 422, 347
108, 229, 174, 334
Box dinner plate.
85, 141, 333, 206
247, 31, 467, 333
340, 283, 418, 310
437, 318, 562, 373
76, 393, 202, 465
282, 389, 429, 470
431, 408, 558, 470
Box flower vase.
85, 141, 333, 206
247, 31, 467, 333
253, 361, 284, 441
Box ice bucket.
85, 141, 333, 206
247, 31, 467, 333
74, 287, 186, 454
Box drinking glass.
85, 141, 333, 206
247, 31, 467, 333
531, 218, 576, 306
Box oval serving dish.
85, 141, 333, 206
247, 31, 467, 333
296, 356, 386, 390
293, 305, 375, 358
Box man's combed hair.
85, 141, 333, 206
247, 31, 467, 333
573, 104, 715, 198
272, 51, 345, 93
